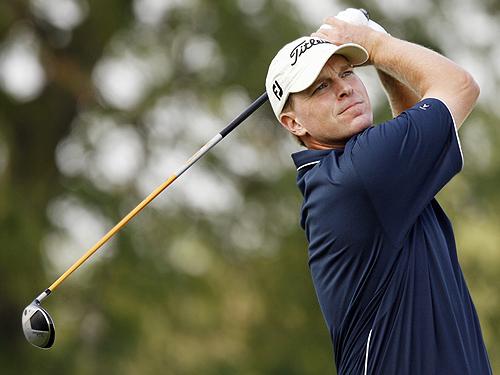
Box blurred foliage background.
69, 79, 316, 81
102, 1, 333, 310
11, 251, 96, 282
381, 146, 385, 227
0, 0, 498, 374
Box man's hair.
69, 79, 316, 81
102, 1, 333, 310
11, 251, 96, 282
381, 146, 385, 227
282, 95, 306, 147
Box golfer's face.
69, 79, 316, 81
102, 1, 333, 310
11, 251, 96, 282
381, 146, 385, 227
290, 55, 373, 148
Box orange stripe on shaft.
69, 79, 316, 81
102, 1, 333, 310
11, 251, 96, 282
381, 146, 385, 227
48, 173, 178, 292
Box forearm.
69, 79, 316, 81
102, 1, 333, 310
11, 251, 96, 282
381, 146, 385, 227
367, 33, 479, 127
368, 34, 452, 98
376, 68, 420, 117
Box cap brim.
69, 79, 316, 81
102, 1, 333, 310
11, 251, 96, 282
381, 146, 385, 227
335, 43, 369, 66
289, 43, 368, 95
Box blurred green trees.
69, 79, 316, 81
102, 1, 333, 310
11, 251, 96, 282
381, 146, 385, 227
0, 0, 498, 374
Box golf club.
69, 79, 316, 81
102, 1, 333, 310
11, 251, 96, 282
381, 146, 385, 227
22, 91, 269, 349
22, 7, 374, 349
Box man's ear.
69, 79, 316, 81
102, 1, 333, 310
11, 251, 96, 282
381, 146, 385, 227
279, 111, 307, 137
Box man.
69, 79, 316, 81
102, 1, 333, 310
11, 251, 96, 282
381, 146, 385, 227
265, 10, 492, 375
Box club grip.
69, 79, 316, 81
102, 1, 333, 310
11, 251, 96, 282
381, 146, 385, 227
220, 92, 269, 138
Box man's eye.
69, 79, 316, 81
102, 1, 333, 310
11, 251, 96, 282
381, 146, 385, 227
314, 82, 328, 93
342, 70, 354, 78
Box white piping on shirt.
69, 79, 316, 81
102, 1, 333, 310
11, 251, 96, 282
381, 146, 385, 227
364, 329, 373, 375
432, 98, 464, 171
296, 160, 320, 171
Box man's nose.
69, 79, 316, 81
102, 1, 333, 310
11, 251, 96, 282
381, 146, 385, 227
336, 80, 353, 99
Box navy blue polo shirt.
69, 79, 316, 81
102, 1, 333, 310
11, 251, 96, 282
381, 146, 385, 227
292, 99, 492, 374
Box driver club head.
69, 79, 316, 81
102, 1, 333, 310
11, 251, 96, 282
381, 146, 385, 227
22, 302, 55, 349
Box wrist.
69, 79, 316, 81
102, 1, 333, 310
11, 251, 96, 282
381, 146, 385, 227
365, 32, 391, 65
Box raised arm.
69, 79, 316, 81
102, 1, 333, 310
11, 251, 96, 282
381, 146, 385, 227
376, 67, 420, 117
313, 19, 480, 128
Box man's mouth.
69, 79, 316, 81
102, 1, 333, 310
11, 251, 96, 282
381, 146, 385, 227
338, 101, 361, 115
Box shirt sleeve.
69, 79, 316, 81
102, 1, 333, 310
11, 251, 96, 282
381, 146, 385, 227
350, 98, 463, 246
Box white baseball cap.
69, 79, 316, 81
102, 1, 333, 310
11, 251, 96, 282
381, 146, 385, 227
265, 36, 369, 119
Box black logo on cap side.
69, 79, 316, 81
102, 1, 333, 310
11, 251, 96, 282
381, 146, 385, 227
273, 80, 283, 101
290, 38, 331, 66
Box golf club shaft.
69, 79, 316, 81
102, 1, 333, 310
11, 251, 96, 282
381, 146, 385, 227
35, 92, 269, 304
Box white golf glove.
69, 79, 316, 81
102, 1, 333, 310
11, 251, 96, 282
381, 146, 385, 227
320, 8, 388, 34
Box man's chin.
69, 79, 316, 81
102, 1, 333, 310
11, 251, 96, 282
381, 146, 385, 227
350, 115, 373, 133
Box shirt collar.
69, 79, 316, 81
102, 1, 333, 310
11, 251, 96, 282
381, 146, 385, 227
291, 149, 335, 171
